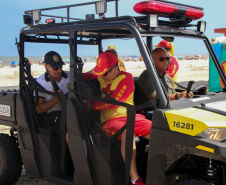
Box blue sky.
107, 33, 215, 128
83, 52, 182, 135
0, 0, 225, 57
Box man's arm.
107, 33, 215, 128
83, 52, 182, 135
169, 91, 193, 100
35, 89, 62, 114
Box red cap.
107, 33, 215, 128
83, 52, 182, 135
155, 40, 171, 48
92, 52, 118, 76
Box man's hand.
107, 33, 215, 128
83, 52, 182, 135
83, 99, 90, 109
58, 89, 63, 94
177, 91, 193, 99
35, 89, 63, 114
51, 89, 63, 103
169, 91, 193, 100
53, 88, 63, 94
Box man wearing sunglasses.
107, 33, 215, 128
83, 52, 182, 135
84, 51, 152, 185
155, 40, 179, 85
35, 51, 70, 127
138, 48, 193, 105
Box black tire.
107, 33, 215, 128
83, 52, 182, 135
177, 179, 211, 185
0, 133, 23, 185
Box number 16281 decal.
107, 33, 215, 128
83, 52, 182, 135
173, 121, 194, 130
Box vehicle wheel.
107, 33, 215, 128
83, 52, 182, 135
177, 179, 211, 185
0, 133, 23, 185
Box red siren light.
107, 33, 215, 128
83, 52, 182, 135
45, 18, 55, 24
133, 0, 204, 21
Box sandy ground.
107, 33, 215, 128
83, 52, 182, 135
0, 59, 209, 184
0, 59, 209, 87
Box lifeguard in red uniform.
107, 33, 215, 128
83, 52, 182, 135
84, 51, 152, 185
220, 61, 226, 89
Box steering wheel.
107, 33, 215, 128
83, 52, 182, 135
191, 85, 207, 95
186, 80, 207, 96
186, 81, 195, 98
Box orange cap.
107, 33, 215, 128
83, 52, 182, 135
155, 40, 171, 48
92, 52, 118, 76
108, 45, 116, 51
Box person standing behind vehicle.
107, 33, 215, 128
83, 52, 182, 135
34, 51, 70, 127
155, 40, 179, 84
108, 45, 126, 72
85, 51, 152, 185
220, 61, 226, 90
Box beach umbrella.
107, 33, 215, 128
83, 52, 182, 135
131, 55, 138, 58
12, 61, 19, 65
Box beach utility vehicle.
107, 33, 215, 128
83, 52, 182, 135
0, 0, 226, 184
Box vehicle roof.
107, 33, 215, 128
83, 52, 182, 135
21, 17, 206, 43
21, 0, 206, 41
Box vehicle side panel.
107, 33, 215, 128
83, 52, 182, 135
16, 92, 41, 177
0, 91, 17, 125
67, 93, 94, 185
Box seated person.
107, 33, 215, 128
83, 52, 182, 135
84, 51, 152, 185
138, 48, 193, 104
34, 51, 70, 127
154, 40, 179, 85
107, 45, 126, 72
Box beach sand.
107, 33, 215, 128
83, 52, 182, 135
0, 59, 209, 87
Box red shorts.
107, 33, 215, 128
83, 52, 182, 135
102, 114, 152, 140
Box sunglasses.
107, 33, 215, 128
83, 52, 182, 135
103, 64, 118, 76
159, 56, 170, 62
52, 66, 62, 70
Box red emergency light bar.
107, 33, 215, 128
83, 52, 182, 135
133, 0, 204, 21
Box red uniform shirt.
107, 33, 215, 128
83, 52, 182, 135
93, 71, 134, 123
83, 71, 152, 139
220, 61, 226, 89
166, 56, 179, 82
